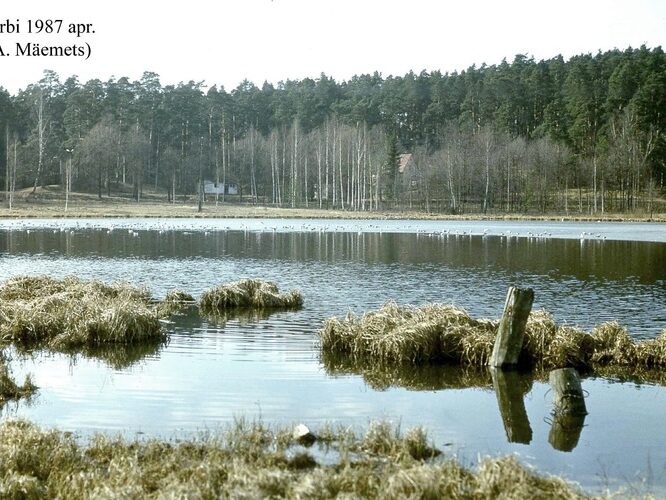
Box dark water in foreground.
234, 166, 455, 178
1, 218, 665, 494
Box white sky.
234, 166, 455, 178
1, 0, 665, 93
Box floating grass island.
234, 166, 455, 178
0, 276, 166, 349
0, 419, 594, 499
319, 301, 666, 374
199, 278, 304, 314
0, 276, 305, 369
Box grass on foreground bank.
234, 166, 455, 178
0, 419, 597, 499
1, 186, 664, 222
319, 302, 666, 375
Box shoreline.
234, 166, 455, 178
1, 199, 664, 223
0, 186, 664, 222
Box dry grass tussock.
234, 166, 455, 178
319, 302, 666, 373
0, 419, 595, 499
0, 276, 166, 349
0, 352, 36, 403
319, 302, 498, 366
199, 279, 303, 314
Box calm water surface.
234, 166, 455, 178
1, 218, 665, 494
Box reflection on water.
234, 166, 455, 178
322, 353, 493, 391
490, 367, 588, 451
53, 340, 167, 370
548, 412, 587, 453
0, 226, 664, 336
491, 368, 534, 445
2, 217, 665, 242
173, 302, 278, 326
2, 225, 665, 281
0, 219, 665, 494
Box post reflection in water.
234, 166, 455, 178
490, 367, 533, 444
547, 368, 588, 452
548, 412, 587, 452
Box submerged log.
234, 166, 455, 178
489, 287, 534, 367
490, 367, 533, 444
549, 368, 587, 415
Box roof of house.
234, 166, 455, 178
398, 153, 413, 174
204, 179, 238, 186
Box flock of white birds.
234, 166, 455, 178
5, 219, 627, 243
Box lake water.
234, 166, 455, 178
1, 218, 665, 494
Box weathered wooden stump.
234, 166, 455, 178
489, 287, 534, 367
490, 367, 533, 444
548, 368, 587, 452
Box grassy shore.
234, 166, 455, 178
1, 186, 665, 222
0, 419, 601, 499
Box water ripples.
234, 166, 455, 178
0, 221, 665, 491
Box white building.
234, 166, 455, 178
203, 180, 238, 195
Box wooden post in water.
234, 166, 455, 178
489, 286, 534, 368
548, 368, 587, 452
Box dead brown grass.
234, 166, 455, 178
0, 419, 597, 499
156, 289, 196, 316
199, 279, 303, 314
0, 276, 166, 349
319, 302, 666, 376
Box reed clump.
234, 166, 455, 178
164, 290, 195, 303
0, 276, 166, 349
0, 419, 595, 499
319, 302, 497, 366
0, 353, 36, 403
319, 302, 666, 374
198, 279, 303, 314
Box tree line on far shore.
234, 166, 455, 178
1, 45, 665, 214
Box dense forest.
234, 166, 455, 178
1, 45, 665, 214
